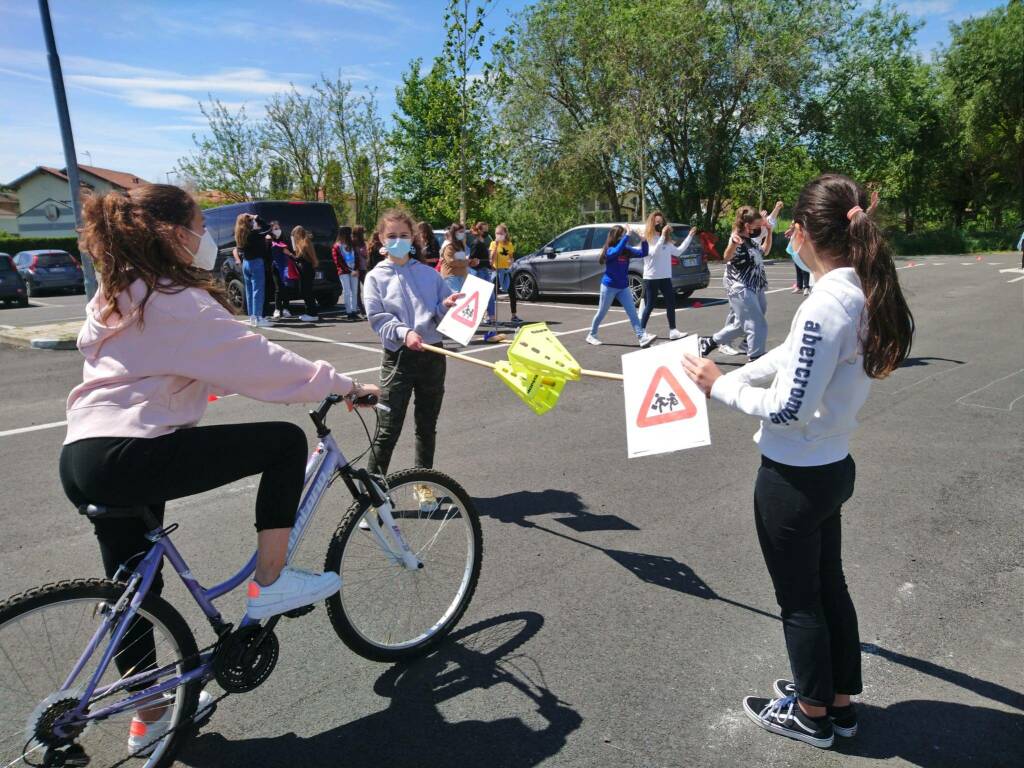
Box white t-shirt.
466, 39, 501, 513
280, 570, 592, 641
643, 230, 694, 280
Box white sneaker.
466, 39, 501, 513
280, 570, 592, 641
254, 317, 274, 328
299, 314, 318, 323
585, 334, 602, 346
128, 690, 214, 755
272, 309, 282, 319
718, 343, 745, 356
668, 329, 687, 341
246, 567, 341, 620
639, 332, 656, 347
803, 288, 810, 295
281, 308, 292, 318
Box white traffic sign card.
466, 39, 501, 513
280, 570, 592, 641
438, 273, 494, 346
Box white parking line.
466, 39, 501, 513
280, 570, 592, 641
260, 324, 382, 355
0, 420, 70, 438
1007, 276, 1024, 284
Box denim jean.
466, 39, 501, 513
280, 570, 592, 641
713, 286, 767, 358
497, 268, 511, 292
445, 275, 466, 292
340, 273, 359, 315
590, 283, 643, 338
242, 258, 266, 320
474, 267, 498, 318
640, 277, 677, 330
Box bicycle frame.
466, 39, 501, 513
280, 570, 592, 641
57, 430, 423, 730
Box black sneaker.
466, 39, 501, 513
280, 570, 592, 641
773, 679, 859, 737
698, 336, 718, 358
742, 695, 834, 749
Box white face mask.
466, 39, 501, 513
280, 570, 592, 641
184, 228, 218, 271
272, 228, 282, 238
455, 231, 466, 241
496, 234, 506, 242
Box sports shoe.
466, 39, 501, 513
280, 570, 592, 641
639, 332, 656, 348
272, 309, 282, 319
510, 315, 522, 324
246, 567, 342, 620
299, 314, 318, 323
698, 336, 718, 357
585, 334, 602, 346
773, 680, 858, 737
254, 317, 274, 328
803, 287, 810, 295
281, 308, 292, 318
718, 343, 745, 356
791, 284, 800, 293
668, 329, 687, 341
742, 695, 834, 749
128, 690, 215, 755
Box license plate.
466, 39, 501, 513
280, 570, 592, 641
315, 271, 323, 280
683, 257, 698, 267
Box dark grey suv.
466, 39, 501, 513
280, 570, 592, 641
510, 223, 709, 306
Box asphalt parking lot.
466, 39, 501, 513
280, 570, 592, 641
0, 255, 1021, 767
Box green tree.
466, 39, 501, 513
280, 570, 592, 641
268, 160, 292, 200
941, 0, 1024, 224
262, 86, 332, 202
177, 99, 266, 201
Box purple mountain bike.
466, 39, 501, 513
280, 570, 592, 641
0, 394, 482, 768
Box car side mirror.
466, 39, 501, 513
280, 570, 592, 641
542, 246, 556, 258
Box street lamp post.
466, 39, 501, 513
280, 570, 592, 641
38, 0, 97, 300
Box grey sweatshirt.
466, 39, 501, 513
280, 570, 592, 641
363, 258, 454, 352
711, 268, 870, 466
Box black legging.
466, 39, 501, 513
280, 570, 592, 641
297, 259, 318, 317
640, 277, 676, 330
795, 264, 810, 289
59, 422, 307, 681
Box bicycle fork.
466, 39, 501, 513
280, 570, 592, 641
347, 468, 423, 571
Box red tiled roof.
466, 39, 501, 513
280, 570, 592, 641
78, 165, 149, 189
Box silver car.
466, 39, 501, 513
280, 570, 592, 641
510, 222, 710, 306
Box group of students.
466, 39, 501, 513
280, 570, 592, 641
58, 171, 914, 755
435, 220, 520, 324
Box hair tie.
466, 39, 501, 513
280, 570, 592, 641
847, 206, 863, 221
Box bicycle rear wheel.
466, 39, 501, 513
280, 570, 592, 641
324, 468, 482, 662
0, 578, 200, 768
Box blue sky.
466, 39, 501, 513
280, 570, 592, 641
0, 0, 1004, 186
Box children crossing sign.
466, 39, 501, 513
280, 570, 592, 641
438, 273, 495, 346
622, 337, 710, 458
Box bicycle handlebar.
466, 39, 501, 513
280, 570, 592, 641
310, 393, 387, 437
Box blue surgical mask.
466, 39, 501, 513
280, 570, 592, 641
385, 237, 413, 260
788, 233, 810, 273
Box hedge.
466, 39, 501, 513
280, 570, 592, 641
0, 236, 80, 256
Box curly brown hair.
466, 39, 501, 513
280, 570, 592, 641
80, 184, 232, 324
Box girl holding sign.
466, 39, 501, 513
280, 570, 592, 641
683, 174, 914, 749
585, 226, 655, 348
363, 209, 464, 476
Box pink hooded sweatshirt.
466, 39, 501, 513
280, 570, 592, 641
64, 279, 354, 444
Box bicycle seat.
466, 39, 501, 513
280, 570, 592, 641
77, 504, 153, 520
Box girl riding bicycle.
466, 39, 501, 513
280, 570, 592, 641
58, 184, 379, 748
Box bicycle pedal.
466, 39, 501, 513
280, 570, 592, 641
283, 604, 315, 618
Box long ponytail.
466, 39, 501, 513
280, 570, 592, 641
793, 174, 914, 379
81, 184, 232, 324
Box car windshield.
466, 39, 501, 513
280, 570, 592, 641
36, 253, 75, 267
0, 258, 12, 272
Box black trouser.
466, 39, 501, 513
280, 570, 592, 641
368, 347, 446, 476
272, 269, 288, 313
640, 277, 676, 330
58, 422, 307, 682
795, 265, 810, 289
754, 454, 862, 708
297, 260, 318, 317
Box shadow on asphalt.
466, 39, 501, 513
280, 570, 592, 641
899, 356, 967, 368
180, 612, 581, 768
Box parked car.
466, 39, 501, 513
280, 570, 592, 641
13, 250, 84, 297
510, 222, 710, 306
202, 201, 342, 314
0, 253, 28, 306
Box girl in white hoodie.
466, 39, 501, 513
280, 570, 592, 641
684, 174, 914, 750
639, 211, 691, 341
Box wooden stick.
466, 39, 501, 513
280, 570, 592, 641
421, 344, 623, 380
580, 368, 624, 381
421, 343, 498, 370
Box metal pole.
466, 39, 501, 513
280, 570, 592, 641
38, 0, 97, 300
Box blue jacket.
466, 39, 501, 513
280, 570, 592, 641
602, 235, 648, 289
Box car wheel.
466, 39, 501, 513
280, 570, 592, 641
628, 274, 644, 308
513, 272, 538, 301
225, 277, 246, 314
17, 297, 28, 307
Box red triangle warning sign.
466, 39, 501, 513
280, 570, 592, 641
636, 366, 697, 427
452, 292, 480, 328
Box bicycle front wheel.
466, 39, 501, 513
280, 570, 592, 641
0, 579, 200, 768
324, 468, 482, 662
